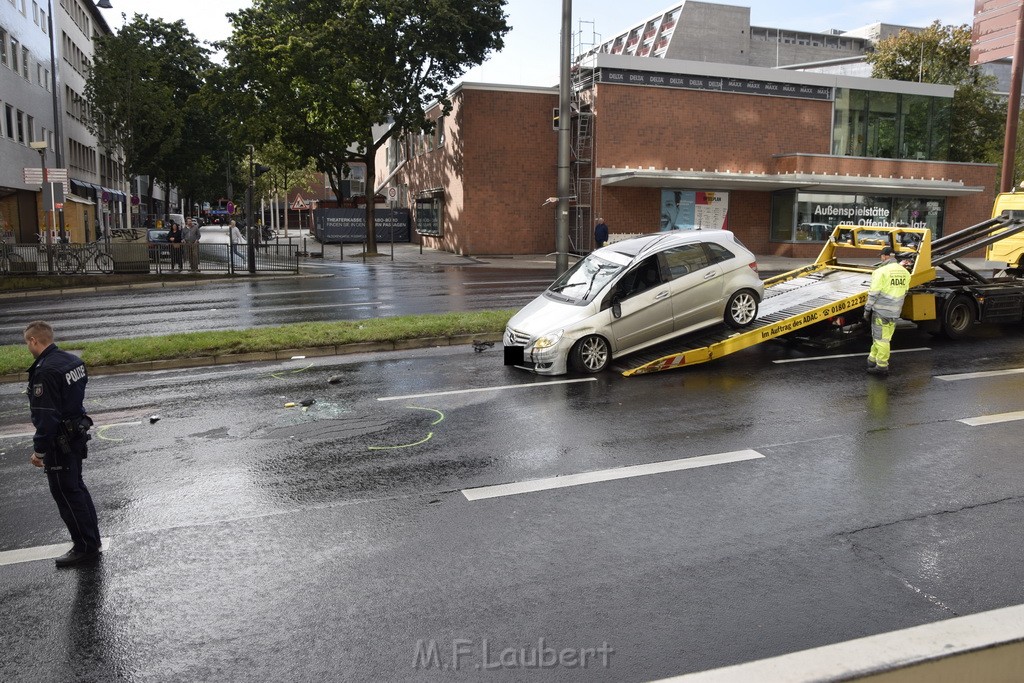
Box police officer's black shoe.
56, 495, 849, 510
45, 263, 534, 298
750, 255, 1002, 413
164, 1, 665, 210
866, 365, 889, 377
54, 548, 101, 568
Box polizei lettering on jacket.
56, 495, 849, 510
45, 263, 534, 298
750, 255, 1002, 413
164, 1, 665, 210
65, 366, 86, 385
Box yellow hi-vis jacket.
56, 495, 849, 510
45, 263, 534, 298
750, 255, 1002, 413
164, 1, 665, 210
866, 260, 911, 319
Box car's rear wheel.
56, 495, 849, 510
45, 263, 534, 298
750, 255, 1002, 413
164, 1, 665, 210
724, 289, 759, 328
571, 335, 611, 373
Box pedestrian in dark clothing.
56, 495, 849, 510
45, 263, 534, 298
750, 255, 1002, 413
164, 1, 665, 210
167, 223, 184, 271
25, 321, 100, 568
594, 218, 609, 249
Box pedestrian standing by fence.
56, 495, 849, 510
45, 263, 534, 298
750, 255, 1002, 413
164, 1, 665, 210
864, 246, 911, 376
167, 222, 184, 272
229, 220, 245, 263
183, 218, 200, 272
24, 321, 101, 568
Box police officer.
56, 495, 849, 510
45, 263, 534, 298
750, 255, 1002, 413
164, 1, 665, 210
25, 320, 101, 567
863, 247, 911, 377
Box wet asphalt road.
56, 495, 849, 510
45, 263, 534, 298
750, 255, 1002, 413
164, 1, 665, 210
0, 265, 555, 346
2, 326, 1024, 681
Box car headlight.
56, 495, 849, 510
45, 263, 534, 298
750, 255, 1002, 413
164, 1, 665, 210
532, 329, 564, 349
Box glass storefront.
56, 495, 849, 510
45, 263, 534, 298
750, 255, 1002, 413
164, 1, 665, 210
773, 191, 945, 242
832, 88, 951, 161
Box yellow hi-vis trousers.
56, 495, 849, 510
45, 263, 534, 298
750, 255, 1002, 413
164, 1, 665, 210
868, 315, 896, 367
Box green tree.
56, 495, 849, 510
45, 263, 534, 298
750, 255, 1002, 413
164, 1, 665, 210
257, 137, 320, 234
867, 22, 1004, 167
223, 0, 509, 253
86, 14, 213, 218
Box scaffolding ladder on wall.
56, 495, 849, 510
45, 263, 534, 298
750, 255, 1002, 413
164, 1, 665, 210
570, 21, 599, 254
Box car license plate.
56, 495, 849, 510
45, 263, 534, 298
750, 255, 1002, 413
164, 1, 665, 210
504, 345, 524, 366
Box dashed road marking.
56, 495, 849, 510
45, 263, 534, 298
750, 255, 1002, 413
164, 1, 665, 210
0, 538, 113, 566
462, 449, 764, 501
959, 410, 1024, 426
936, 367, 1024, 382
773, 348, 930, 364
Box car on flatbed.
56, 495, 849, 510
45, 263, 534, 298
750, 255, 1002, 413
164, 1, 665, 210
504, 229, 764, 375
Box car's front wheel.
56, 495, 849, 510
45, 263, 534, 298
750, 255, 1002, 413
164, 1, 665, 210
571, 335, 611, 373
724, 289, 759, 328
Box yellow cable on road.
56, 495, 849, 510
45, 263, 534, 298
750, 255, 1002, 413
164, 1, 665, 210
367, 406, 445, 450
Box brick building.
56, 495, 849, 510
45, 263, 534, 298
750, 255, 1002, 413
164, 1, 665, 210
377, 53, 995, 258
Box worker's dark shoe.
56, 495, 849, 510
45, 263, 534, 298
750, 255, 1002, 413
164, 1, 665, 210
866, 365, 889, 377
54, 548, 101, 568
866, 358, 877, 368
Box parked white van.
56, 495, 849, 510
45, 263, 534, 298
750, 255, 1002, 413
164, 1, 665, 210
504, 230, 763, 375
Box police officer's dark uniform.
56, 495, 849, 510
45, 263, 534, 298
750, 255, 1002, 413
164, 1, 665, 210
28, 342, 101, 566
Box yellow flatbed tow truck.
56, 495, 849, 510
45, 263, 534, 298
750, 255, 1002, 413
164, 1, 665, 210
618, 217, 1024, 376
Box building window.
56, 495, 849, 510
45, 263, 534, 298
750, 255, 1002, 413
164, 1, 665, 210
436, 115, 445, 149
774, 192, 947, 242
16, 109, 24, 143
10, 38, 18, 72
4, 104, 12, 139
26, 114, 33, 142
833, 88, 950, 161
0, 28, 7, 67
21, 45, 28, 78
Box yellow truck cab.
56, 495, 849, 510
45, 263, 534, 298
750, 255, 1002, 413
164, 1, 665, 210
988, 191, 1024, 274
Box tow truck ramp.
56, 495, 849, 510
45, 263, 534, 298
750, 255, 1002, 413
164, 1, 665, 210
618, 224, 939, 376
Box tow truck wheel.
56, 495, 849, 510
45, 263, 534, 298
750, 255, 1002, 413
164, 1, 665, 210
571, 335, 610, 373
724, 289, 759, 329
941, 294, 975, 340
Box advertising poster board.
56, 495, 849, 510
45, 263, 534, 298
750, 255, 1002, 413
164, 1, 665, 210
661, 190, 729, 230
313, 208, 411, 243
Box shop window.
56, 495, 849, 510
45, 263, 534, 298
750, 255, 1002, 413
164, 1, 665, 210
866, 91, 898, 159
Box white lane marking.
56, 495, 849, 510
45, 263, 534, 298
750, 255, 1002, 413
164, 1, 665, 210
462, 449, 765, 501
378, 377, 598, 402
0, 537, 113, 566
936, 367, 1024, 382
959, 410, 1024, 426
145, 370, 241, 383
0, 421, 142, 440
462, 280, 553, 286
249, 287, 360, 297
773, 347, 930, 364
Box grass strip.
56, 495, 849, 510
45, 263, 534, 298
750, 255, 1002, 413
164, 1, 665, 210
0, 309, 515, 376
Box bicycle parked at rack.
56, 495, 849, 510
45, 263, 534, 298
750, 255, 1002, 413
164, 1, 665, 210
0, 235, 25, 274
40, 239, 115, 274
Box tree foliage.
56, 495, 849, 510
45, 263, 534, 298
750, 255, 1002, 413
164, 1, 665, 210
867, 22, 1005, 166
86, 15, 217, 215
223, 0, 509, 252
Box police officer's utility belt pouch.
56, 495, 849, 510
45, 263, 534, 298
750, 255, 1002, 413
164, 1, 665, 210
57, 415, 93, 455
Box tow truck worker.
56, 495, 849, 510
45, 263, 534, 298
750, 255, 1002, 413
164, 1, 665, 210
864, 246, 911, 376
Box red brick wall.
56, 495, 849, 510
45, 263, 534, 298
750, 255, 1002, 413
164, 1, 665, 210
387, 82, 998, 258
593, 84, 833, 175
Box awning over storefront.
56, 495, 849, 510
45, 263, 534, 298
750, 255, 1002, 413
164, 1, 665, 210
597, 168, 985, 198
65, 194, 96, 205
70, 180, 126, 202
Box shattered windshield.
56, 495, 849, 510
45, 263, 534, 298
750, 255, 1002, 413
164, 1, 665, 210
546, 254, 626, 304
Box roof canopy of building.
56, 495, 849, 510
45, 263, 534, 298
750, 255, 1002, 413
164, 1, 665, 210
598, 168, 985, 197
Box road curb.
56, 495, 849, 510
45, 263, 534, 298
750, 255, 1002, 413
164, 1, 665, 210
0, 332, 505, 384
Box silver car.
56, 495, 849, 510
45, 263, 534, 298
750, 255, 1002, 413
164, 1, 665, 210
504, 230, 764, 375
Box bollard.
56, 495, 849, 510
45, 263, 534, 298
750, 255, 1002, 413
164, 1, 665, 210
340, 240, 343, 262
362, 241, 365, 263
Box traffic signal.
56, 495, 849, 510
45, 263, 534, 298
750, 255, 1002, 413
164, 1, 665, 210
254, 164, 271, 177
552, 107, 559, 130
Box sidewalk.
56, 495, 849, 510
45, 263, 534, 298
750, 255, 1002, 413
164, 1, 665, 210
307, 239, 1004, 277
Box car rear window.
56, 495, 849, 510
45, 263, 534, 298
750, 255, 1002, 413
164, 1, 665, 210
705, 242, 735, 264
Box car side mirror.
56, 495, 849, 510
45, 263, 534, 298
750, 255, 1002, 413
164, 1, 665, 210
612, 300, 622, 319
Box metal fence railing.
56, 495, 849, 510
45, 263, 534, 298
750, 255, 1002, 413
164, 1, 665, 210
0, 240, 299, 276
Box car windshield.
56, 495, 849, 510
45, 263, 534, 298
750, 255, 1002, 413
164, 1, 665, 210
546, 254, 625, 304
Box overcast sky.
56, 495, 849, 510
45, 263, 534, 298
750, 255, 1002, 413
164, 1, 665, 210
97, 0, 975, 87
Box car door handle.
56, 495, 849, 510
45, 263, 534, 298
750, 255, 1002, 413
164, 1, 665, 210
655, 290, 669, 300
703, 272, 716, 280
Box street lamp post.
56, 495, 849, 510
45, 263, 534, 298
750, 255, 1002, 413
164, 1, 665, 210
29, 141, 54, 272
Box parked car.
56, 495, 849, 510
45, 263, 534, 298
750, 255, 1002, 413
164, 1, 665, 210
504, 230, 764, 375
147, 228, 170, 262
